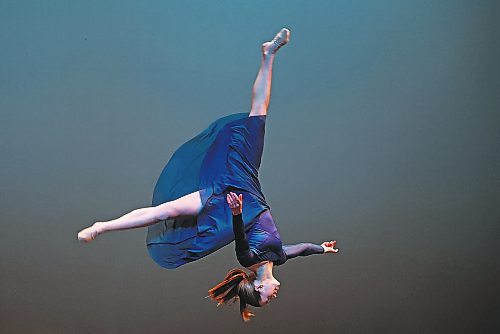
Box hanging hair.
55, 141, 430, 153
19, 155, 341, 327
207, 268, 262, 322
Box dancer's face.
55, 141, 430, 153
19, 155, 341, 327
254, 278, 280, 306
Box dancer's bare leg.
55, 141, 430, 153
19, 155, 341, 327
249, 28, 290, 117
77, 190, 203, 242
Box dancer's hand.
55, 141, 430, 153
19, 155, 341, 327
321, 240, 339, 253
226, 192, 243, 215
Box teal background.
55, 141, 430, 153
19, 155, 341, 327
1, 1, 499, 333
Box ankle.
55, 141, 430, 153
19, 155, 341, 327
264, 48, 276, 58
93, 222, 105, 234
262, 43, 279, 58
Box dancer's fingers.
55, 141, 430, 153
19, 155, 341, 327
230, 192, 242, 206
228, 197, 236, 208
227, 195, 237, 208
231, 194, 238, 206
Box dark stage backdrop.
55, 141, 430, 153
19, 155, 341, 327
1, 1, 499, 333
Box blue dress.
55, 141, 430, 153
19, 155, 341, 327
147, 113, 270, 269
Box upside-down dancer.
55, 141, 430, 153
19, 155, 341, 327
78, 28, 339, 321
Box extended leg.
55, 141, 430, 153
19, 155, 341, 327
249, 28, 290, 117
77, 190, 203, 242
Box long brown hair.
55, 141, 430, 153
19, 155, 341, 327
207, 268, 262, 322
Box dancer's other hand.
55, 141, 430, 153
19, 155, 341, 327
321, 240, 339, 253
226, 192, 243, 215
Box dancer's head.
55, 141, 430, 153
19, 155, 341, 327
208, 269, 275, 322
253, 276, 280, 306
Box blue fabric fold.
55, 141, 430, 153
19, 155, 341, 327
146, 113, 270, 269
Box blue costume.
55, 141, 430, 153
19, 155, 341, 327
232, 211, 324, 267
146, 113, 323, 269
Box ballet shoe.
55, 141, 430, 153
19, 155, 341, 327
77, 225, 99, 243
262, 28, 291, 56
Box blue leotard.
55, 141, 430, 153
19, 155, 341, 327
232, 212, 324, 267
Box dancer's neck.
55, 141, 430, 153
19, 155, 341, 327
254, 261, 274, 281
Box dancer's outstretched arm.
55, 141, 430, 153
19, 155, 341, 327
282, 241, 338, 260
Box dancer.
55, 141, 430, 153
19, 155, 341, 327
78, 28, 339, 322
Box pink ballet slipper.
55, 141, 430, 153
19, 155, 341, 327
262, 28, 291, 56
77, 225, 99, 243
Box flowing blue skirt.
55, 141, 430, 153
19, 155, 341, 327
146, 113, 269, 269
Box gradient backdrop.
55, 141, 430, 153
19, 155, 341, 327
1, 1, 499, 333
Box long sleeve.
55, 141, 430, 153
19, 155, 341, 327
282, 243, 324, 260
232, 214, 256, 267
232, 214, 249, 254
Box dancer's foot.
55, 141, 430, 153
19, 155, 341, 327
77, 223, 103, 243
262, 28, 291, 56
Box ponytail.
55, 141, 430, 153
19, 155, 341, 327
207, 268, 262, 322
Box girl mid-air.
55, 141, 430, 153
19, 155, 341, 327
78, 28, 339, 321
